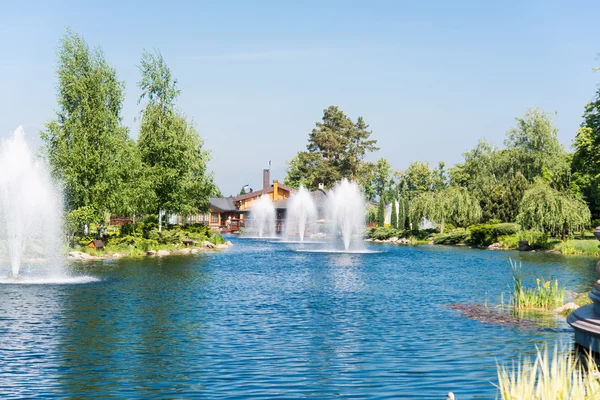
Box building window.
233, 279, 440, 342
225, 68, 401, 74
211, 212, 219, 224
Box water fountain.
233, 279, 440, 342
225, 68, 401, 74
326, 179, 367, 251
284, 186, 317, 242
0, 127, 89, 283
249, 195, 276, 238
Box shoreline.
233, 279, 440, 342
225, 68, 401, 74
68, 240, 233, 261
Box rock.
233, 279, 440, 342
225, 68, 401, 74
225, 241, 233, 246
518, 240, 531, 251
146, 250, 156, 256
488, 242, 503, 250
191, 248, 199, 254
389, 237, 398, 242
554, 302, 579, 313
364, 238, 373, 242
201, 241, 216, 249
111, 253, 124, 258
68, 251, 101, 260
157, 250, 171, 256
216, 244, 229, 250
174, 248, 191, 254
428, 240, 434, 245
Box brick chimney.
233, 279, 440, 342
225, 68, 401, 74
263, 169, 270, 192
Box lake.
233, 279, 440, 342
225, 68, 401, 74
0, 238, 595, 399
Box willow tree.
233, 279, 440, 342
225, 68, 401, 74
377, 200, 385, 227
517, 182, 590, 240
410, 186, 481, 232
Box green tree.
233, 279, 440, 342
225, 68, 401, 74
41, 29, 133, 223
137, 50, 215, 231
410, 186, 481, 232
390, 198, 398, 229
572, 83, 600, 217
377, 200, 385, 227
517, 181, 590, 240
285, 106, 379, 189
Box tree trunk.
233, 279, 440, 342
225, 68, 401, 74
561, 222, 566, 241
158, 209, 163, 233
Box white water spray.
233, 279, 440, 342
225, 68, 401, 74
326, 179, 366, 250
285, 186, 317, 241
0, 127, 64, 277
250, 195, 276, 238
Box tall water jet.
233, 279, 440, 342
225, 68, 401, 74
326, 179, 366, 250
285, 186, 317, 241
250, 195, 276, 238
0, 127, 64, 277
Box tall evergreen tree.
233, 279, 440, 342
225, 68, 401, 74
390, 199, 398, 229
285, 106, 379, 190
377, 200, 385, 227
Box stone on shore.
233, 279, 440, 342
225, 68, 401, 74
488, 242, 503, 250
554, 302, 579, 313
68, 251, 102, 260
146, 250, 156, 256
201, 241, 216, 249
157, 250, 171, 256
216, 243, 229, 250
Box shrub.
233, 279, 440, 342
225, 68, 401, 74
408, 228, 439, 241
498, 234, 519, 249
210, 233, 226, 245
517, 230, 548, 247
491, 223, 521, 238
432, 228, 469, 245
466, 223, 495, 246
370, 227, 402, 240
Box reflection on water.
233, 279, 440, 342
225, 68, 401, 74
0, 241, 595, 399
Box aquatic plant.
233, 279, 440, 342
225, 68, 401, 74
496, 345, 600, 399
509, 259, 564, 310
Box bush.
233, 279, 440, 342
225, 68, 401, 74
466, 223, 495, 246
498, 234, 519, 249
408, 228, 438, 241
517, 230, 548, 247
432, 228, 469, 245
491, 223, 521, 238
369, 227, 403, 240
211, 233, 226, 245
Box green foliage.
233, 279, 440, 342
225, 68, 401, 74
555, 240, 600, 257
210, 233, 226, 245
517, 181, 591, 239
509, 259, 564, 310
137, 49, 216, 230
466, 223, 495, 246
517, 230, 549, 246
284, 106, 379, 190
491, 223, 521, 238
41, 29, 136, 216
369, 227, 402, 240
432, 228, 469, 245
377, 200, 385, 227
390, 199, 398, 228
365, 204, 377, 225
410, 186, 481, 232
65, 206, 100, 235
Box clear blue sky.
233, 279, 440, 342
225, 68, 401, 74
1, 0, 599, 196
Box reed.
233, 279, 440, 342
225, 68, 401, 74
509, 259, 564, 310
496, 345, 600, 399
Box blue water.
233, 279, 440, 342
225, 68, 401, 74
0, 239, 596, 399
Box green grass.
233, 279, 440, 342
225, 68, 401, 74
496, 345, 600, 399
554, 239, 600, 257
510, 259, 564, 310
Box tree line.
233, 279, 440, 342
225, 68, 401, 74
285, 98, 600, 239
41, 29, 219, 234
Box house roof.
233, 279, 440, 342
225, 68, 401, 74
209, 197, 237, 212
234, 183, 295, 202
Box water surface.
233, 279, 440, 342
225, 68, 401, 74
0, 239, 595, 399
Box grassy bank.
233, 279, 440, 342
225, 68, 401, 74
71, 220, 226, 258
366, 225, 600, 257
